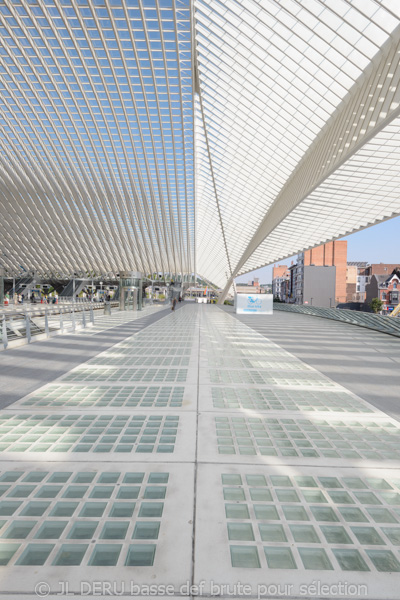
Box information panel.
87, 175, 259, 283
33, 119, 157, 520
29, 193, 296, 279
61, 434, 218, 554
235, 293, 273, 315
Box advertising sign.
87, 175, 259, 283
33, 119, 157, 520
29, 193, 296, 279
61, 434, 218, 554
235, 293, 273, 315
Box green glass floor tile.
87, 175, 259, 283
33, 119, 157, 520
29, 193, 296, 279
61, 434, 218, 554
296, 478, 319, 489
368, 508, 398, 524
246, 475, 267, 486
270, 476, 291, 487
225, 504, 250, 519
302, 490, 327, 503
259, 524, 287, 542
299, 547, 333, 570
276, 489, 300, 503
68, 522, 98, 539
0, 501, 21, 516
98, 473, 120, 484
2, 521, 36, 539
8, 485, 35, 498
254, 505, 279, 520
222, 475, 243, 486
230, 545, 260, 568
290, 524, 320, 543
319, 477, 342, 489
109, 501, 135, 517
20, 501, 50, 517
381, 527, 400, 545
50, 502, 78, 517
100, 522, 129, 539
351, 526, 385, 545
0, 543, 20, 565
366, 549, 400, 572
133, 522, 160, 540
366, 478, 392, 490
79, 502, 107, 517
16, 543, 54, 565
117, 486, 140, 500
249, 489, 272, 502
354, 492, 382, 505
90, 486, 113, 499
125, 544, 156, 566
328, 491, 354, 504
224, 488, 246, 501
138, 502, 163, 518
124, 473, 145, 484
52, 544, 88, 566
338, 507, 367, 523
342, 478, 368, 490
264, 547, 296, 569
144, 486, 166, 499
320, 526, 352, 544
35, 521, 68, 539
36, 486, 62, 499
89, 543, 121, 566
282, 506, 309, 521
333, 549, 370, 571
72, 473, 96, 483
23, 472, 48, 483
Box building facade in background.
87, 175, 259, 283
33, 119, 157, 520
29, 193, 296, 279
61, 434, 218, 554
366, 270, 400, 313
273, 241, 347, 306
346, 262, 369, 302
272, 265, 290, 300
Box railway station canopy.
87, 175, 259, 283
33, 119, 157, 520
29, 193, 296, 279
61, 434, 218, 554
1, 0, 400, 295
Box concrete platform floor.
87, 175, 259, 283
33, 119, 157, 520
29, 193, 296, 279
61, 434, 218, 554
226, 307, 400, 421
0, 304, 399, 599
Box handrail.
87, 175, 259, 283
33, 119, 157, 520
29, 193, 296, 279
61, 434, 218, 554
273, 303, 400, 338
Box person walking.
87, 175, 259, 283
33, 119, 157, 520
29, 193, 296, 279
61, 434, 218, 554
171, 297, 177, 311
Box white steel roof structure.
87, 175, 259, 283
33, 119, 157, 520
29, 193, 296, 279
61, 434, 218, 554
1, 1, 400, 290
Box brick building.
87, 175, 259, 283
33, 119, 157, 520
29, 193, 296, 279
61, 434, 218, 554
366, 270, 400, 313
272, 265, 290, 301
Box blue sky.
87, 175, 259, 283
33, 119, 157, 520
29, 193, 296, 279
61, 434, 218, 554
236, 215, 400, 284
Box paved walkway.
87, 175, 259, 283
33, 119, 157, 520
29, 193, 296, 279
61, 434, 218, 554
0, 304, 399, 599
227, 307, 400, 421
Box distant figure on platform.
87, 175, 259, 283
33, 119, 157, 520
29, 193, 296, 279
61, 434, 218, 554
178, 296, 182, 303
171, 297, 177, 311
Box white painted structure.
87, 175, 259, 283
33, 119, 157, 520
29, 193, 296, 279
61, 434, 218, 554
1, 2, 400, 301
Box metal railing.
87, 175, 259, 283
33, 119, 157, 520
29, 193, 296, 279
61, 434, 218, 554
1, 302, 118, 350
273, 303, 400, 338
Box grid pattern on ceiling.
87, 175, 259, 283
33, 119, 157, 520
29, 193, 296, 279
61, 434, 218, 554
194, 0, 400, 288
240, 118, 400, 275
0, 0, 193, 276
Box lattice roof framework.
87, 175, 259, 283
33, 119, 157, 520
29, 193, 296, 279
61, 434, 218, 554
0, 0, 400, 289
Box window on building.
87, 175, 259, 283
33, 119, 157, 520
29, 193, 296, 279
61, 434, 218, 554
393, 282, 398, 289
382, 293, 386, 300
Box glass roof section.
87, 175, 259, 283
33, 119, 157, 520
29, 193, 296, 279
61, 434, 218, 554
194, 0, 400, 289
0, 0, 193, 276
1, 0, 400, 286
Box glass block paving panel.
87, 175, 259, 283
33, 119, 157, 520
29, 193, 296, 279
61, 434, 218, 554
104, 347, 190, 356
0, 468, 169, 567
206, 357, 311, 371
62, 367, 188, 384
211, 388, 372, 413
209, 369, 339, 387
0, 414, 180, 454
89, 356, 190, 367
213, 416, 400, 460
21, 385, 185, 408
219, 470, 400, 572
